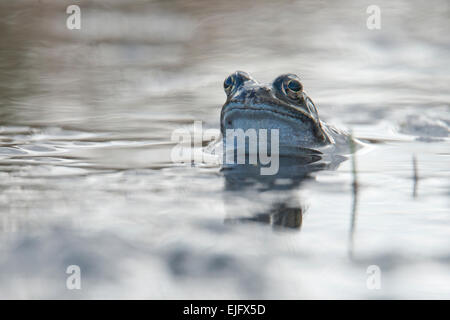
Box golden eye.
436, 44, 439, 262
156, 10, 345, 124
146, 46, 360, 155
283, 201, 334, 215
287, 79, 302, 92
224, 75, 235, 95
284, 79, 303, 99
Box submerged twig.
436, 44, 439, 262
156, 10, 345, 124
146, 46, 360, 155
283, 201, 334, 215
348, 131, 359, 259
412, 154, 418, 199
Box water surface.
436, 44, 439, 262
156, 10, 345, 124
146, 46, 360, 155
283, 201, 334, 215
0, 0, 449, 298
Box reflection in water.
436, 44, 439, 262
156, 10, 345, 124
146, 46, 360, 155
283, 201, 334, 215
222, 154, 346, 230
225, 203, 304, 230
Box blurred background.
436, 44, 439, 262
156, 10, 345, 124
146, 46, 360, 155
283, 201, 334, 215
0, 0, 449, 299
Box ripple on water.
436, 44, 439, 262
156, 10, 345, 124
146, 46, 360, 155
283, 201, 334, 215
399, 114, 449, 139
0, 147, 28, 155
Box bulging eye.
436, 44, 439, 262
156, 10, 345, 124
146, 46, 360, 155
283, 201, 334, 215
285, 79, 303, 99
287, 80, 302, 92
224, 71, 253, 96
223, 75, 235, 95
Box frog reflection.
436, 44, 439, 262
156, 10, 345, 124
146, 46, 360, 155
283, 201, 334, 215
221, 153, 345, 231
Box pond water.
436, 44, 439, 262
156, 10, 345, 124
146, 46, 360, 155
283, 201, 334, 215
0, 0, 449, 299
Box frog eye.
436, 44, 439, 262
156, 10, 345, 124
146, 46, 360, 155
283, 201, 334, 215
287, 80, 302, 92
285, 79, 303, 99
223, 75, 235, 95
224, 71, 253, 96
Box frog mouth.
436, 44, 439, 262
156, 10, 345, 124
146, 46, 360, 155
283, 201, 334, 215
223, 104, 311, 122
221, 102, 331, 144
221, 102, 316, 129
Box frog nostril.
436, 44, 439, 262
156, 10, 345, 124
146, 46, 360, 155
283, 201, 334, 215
227, 120, 232, 126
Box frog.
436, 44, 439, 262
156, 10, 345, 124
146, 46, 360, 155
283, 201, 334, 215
220, 71, 355, 156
